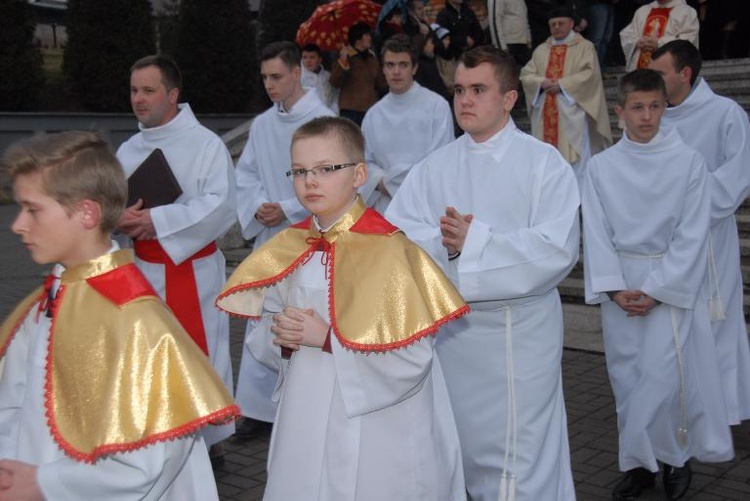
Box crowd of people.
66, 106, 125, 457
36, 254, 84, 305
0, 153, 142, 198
1, 1, 750, 501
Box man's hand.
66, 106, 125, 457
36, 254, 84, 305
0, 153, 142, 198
612, 290, 659, 317
271, 307, 329, 350
0, 460, 43, 501
255, 203, 286, 227
541, 78, 560, 94
440, 206, 473, 256
117, 199, 156, 240
637, 35, 658, 52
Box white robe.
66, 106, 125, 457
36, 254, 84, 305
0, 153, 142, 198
661, 78, 750, 425
234, 89, 335, 422
619, 0, 699, 71
360, 82, 454, 213
582, 128, 734, 471
301, 65, 339, 114
386, 119, 579, 501
248, 253, 465, 501
0, 293, 218, 501
117, 103, 237, 446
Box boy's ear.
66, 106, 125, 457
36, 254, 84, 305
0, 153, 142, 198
353, 162, 367, 189
77, 199, 102, 230
614, 104, 623, 120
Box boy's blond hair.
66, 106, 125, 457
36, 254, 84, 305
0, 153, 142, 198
2, 131, 127, 233
292, 116, 366, 164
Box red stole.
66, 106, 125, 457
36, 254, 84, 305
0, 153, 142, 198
543, 44, 567, 148
134, 240, 217, 355
637, 7, 672, 68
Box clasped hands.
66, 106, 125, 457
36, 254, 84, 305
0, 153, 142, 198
440, 206, 473, 256
255, 203, 286, 227
541, 78, 561, 95
271, 307, 329, 351
0, 460, 43, 501
637, 35, 659, 52
612, 290, 659, 317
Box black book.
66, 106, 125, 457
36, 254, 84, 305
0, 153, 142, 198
126, 148, 183, 208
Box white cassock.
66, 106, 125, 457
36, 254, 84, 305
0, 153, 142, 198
582, 128, 734, 472
247, 254, 466, 501
117, 103, 237, 446
386, 119, 579, 501
620, 0, 699, 71
360, 82, 454, 213
662, 77, 750, 425
234, 89, 335, 422
0, 298, 218, 501
301, 64, 339, 114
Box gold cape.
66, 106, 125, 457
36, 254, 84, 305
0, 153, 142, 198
0, 250, 239, 463
217, 198, 469, 352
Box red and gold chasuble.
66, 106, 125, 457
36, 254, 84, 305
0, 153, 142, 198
637, 7, 672, 68
543, 44, 567, 148
0, 250, 239, 463
217, 197, 469, 352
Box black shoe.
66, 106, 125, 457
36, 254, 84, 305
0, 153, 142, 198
232, 417, 272, 442
663, 461, 692, 500
612, 468, 656, 500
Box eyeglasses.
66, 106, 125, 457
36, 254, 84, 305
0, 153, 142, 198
286, 163, 357, 179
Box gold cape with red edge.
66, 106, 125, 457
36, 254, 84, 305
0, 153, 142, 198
0, 250, 239, 463
217, 197, 469, 352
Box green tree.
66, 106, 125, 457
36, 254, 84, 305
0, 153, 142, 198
0, 0, 45, 111
63, 0, 155, 112
257, 0, 322, 49
175, 0, 257, 113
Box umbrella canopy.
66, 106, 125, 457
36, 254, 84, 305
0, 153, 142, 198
296, 0, 382, 52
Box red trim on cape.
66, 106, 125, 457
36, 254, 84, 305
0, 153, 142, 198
86, 263, 158, 305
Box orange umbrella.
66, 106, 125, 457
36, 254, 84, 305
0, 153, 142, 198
296, 0, 381, 52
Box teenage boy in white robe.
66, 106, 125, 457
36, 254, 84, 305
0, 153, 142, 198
650, 40, 750, 426
387, 45, 579, 501
116, 55, 236, 455
234, 41, 335, 439
217, 116, 468, 501
582, 69, 734, 501
301, 43, 339, 114
360, 34, 454, 213
0, 131, 238, 501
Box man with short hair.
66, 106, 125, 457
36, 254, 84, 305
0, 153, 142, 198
651, 39, 750, 427
360, 34, 454, 213
620, 0, 698, 71
301, 43, 339, 114
233, 41, 335, 439
387, 45, 579, 501
520, 7, 612, 186
116, 54, 237, 457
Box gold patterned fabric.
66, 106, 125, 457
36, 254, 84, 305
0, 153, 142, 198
218, 198, 469, 352
0, 250, 239, 463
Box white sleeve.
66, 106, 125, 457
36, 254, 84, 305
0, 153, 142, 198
708, 105, 750, 222
37, 437, 196, 501
235, 128, 270, 240
457, 152, 580, 301
332, 335, 434, 418
151, 140, 237, 264
0, 319, 32, 458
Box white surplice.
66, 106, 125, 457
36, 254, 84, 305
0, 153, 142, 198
247, 253, 465, 501
582, 128, 734, 472
360, 82, 454, 212
234, 89, 335, 422
386, 119, 579, 501
620, 0, 699, 71
0, 293, 218, 501
117, 103, 237, 446
661, 78, 750, 425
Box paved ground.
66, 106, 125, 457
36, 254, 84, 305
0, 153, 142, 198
2, 203, 750, 500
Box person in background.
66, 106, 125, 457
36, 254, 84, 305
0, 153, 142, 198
301, 43, 339, 114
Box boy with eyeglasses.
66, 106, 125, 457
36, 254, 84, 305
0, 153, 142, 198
217, 116, 468, 501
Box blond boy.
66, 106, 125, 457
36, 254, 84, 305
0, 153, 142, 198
217, 116, 468, 500
0, 131, 238, 501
